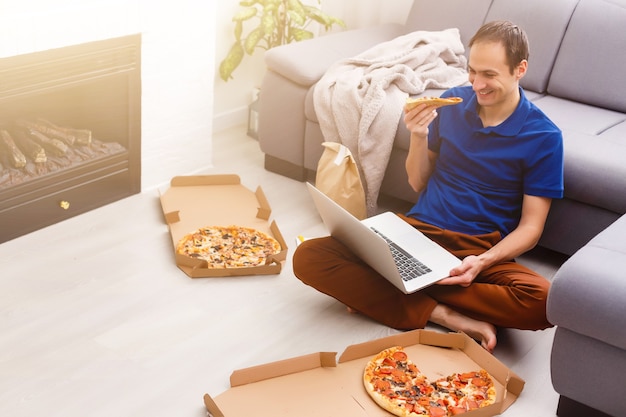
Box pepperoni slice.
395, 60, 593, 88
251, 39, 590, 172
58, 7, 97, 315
382, 357, 396, 367
471, 377, 489, 387
429, 406, 447, 417
392, 350, 408, 361
373, 378, 391, 391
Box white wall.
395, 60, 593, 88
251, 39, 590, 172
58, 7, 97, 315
211, 0, 414, 132
139, 0, 216, 190
323, 0, 414, 31
0, 0, 216, 191
0, 0, 414, 186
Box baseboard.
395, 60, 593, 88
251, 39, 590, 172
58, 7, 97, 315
557, 395, 613, 417
264, 155, 308, 182
212, 107, 247, 133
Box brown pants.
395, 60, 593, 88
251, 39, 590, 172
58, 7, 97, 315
292, 214, 552, 331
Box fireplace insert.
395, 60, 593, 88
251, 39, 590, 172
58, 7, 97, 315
0, 34, 141, 244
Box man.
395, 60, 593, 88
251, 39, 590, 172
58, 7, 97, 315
292, 21, 564, 352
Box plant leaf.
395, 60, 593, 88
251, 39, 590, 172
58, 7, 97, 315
290, 28, 315, 42
219, 42, 245, 81
287, 10, 306, 27
260, 10, 276, 35
234, 20, 243, 41
233, 7, 257, 22
306, 7, 345, 30
263, 0, 279, 12
244, 27, 265, 55
287, 0, 306, 18
331, 16, 347, 29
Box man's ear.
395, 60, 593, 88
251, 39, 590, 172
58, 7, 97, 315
516, 59, 528, 80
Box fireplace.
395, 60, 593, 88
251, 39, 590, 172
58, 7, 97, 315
0, 34, 141, 244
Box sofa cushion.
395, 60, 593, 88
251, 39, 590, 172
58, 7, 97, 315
485, 0, 579, 94
533, 95, 626, 136
541, 197, 620, 256
264, 24, 404, 87
559, 129, 626, 214
600, 118, 626, 145
548, 0, 626, 112
547, 214, 626, 351
304, 85, 316, 123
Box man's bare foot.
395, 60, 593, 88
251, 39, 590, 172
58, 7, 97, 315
347, 306, 359, 314
429, 304, 497, 352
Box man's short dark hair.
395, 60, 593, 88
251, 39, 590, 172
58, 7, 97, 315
469, 20, 529, 74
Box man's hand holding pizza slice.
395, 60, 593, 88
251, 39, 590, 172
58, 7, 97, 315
404, 96, 463, 136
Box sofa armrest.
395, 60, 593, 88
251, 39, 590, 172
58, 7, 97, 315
264, 23, 405, 87
547, 214, 626, 350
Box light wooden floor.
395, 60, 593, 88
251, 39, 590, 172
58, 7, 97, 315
0, 125, 568, 416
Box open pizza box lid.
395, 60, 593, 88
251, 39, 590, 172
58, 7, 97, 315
203, 329, 524, 417
159, 174, 288, 278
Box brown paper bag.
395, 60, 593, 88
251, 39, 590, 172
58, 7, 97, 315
315, 142, 367, 220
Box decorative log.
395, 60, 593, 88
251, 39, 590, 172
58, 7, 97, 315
16, 119, 76, 146
36, 118, 92, 146
0, 129, 27, 168
25, 129, 68, 157
13, 130, 47, 163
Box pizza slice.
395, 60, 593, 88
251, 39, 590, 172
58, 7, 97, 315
430, 369, 496, 414
405, 96, 463, 111
363, 346, 429, 416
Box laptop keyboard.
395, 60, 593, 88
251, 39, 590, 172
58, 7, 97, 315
370, 227, 432, 281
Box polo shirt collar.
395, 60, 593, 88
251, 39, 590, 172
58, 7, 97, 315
464, 87, 531, 136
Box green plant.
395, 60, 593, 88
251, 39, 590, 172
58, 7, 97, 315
219, 0, 345, 81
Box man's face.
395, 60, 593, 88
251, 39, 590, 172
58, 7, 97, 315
468, 41, 525, 109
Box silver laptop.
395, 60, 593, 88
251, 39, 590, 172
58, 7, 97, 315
306, 183, 460, 294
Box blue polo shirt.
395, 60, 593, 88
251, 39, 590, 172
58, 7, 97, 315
406, 85, 564, 237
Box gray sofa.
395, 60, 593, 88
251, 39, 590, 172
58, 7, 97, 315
258, 0, 626, 415
547, 214, 626, 417
257, 0, 626, 257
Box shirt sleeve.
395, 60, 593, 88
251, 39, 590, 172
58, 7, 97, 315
523, 129, 564, 198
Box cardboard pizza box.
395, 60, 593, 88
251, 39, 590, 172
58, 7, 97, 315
159, 174, 288, 278
203, 329, 524, 417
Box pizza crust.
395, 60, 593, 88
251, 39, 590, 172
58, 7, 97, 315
405, 96, 463, 110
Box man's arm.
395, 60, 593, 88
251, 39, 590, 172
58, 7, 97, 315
404, 104, 439, 193
440, 194, 553, 287
405, 132, 437, 193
